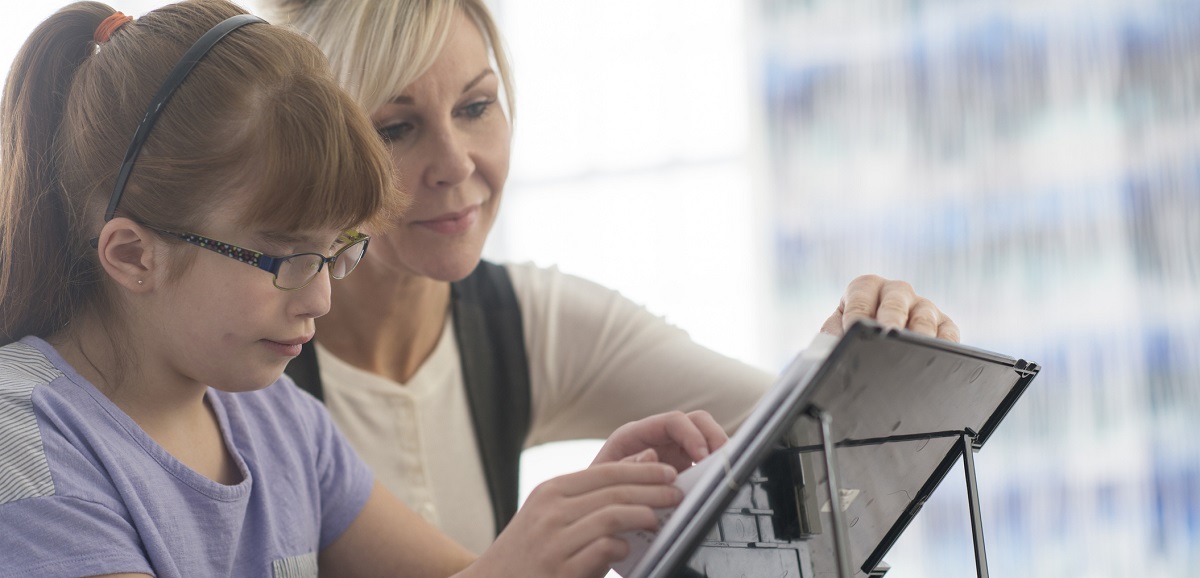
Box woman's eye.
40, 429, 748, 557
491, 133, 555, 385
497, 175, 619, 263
377, 122, 413, 143
459, 99, 495, 119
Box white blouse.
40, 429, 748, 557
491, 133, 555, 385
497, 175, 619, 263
317, 263, 775, 553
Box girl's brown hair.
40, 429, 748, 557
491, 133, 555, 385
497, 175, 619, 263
0, 0, 403, 345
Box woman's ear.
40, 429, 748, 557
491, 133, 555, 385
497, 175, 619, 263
96, 218, 160, 293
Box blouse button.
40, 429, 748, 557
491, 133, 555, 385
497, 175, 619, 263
419, 503, 438, 523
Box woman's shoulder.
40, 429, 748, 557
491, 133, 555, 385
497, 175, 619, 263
498, 260, 688, 362
500, 260, 621, 304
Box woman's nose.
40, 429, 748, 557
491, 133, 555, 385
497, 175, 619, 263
422, 124, 475, 189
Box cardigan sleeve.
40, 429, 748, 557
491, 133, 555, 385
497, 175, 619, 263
507, 263, 775, 446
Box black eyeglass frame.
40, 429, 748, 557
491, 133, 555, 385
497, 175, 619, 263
146, 226, 371, 291
103, 14, 266, 221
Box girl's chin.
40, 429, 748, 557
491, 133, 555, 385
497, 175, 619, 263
206, 369, 288, 394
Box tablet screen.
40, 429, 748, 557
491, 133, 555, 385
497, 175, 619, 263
621, 322, 1039, 578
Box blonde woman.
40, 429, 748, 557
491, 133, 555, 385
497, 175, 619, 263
265, 0, 961, 554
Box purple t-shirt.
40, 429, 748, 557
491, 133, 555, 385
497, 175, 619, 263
0, 337, 375, 577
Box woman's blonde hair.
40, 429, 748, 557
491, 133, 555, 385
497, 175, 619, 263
0, 0, 403, 344
261, 0, 515, 119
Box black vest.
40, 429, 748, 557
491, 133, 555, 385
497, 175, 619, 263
285, 261, 531, 535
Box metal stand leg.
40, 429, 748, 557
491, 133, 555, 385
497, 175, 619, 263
960, 431, 989, 578
810, 407, 853, 578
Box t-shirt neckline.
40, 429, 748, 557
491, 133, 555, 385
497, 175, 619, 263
21, 336, 253, 502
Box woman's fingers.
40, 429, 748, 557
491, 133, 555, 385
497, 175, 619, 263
561, 536, 631, 578
681, 407, 724, 462
534, 461, 676, 501
820, 303, 845, 336
904, 297, 941, 337
873, 279, 917, 329
684, 410, 727, 458
513, 463, 684, 576
565, 481, 684, 516
831, 274, 958, 342
592, 411, 728, 468
648, 410, 725, 464
619, 448, 659, 464
545, 501, 662, 562
839, 274, 886, 330
937, 316, 961, 343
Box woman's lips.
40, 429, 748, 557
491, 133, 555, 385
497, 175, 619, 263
413, 206, 479, 235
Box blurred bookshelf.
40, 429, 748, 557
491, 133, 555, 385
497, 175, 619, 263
752, 0, 1200, 575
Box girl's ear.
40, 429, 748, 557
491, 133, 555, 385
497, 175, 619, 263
95, 218, 161, 293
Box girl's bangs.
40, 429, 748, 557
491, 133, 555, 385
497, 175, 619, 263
229, 74, 404, 235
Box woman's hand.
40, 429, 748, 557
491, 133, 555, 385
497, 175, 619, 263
463, 411, 728, 578
466, 462, 683, 578
821, 274, 960, 342
591, 410, 727, 472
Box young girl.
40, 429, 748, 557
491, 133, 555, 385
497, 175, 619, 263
0, 2, 721, 576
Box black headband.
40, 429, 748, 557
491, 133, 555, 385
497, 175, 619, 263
103, 14, 266, 221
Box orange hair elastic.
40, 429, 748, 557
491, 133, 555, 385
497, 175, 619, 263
94, 12, 132, 44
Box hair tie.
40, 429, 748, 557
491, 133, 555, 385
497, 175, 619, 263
94, 12, 133, 44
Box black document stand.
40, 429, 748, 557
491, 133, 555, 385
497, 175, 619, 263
631, 322, 1040, 578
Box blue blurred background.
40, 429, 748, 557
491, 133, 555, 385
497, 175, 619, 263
753, 2, 1200, 575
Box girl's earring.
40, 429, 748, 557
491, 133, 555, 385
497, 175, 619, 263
137, 279, 144, 285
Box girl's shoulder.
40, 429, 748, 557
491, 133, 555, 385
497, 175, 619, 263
0, 339, 66, 389
0, 339, 65, 506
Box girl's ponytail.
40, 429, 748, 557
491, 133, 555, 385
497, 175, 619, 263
2, 1, 399, 348
0, 2, 114, 344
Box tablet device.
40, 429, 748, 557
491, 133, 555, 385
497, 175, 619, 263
622, 321, 1040, 578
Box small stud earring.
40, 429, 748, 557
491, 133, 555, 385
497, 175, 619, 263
137, 279, 143, 285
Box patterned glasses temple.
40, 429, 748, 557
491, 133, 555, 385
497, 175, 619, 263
146, 226, 369, 290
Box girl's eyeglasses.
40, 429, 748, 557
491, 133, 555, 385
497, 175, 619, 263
146, 227, 370, 290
